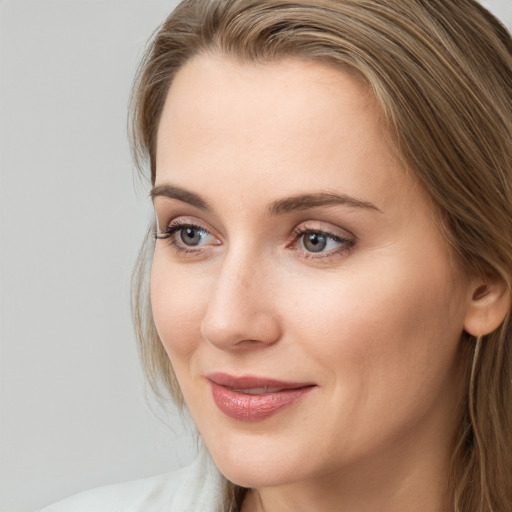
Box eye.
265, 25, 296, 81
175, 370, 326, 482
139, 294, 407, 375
301, 232, 334, 253
155, 219, 220, 253
291, 225, 354, 258
177, 226, 210, 246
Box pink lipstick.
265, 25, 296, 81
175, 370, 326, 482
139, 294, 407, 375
207, 373, 316, 422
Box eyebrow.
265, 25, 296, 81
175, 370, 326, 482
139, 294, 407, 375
151, 184, 210, 210
267, 192, 382, 215
151, 184, 382, 214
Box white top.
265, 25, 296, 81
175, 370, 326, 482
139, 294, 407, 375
39, 449, 225, 512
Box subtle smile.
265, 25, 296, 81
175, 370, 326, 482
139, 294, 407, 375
207, 373, 317, 422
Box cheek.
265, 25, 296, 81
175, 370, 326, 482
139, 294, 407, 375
283, 249, 467, 397
150, 254, 207, 362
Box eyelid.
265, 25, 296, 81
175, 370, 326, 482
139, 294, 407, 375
155, 213, 217, 238
291, 220, 355, 242
153, 201, 220, 235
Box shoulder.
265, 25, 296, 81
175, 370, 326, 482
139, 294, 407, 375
38, 450, 225, 512
38, 472, 184, 512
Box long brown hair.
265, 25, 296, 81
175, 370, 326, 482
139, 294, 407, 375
129, 1, 512, 510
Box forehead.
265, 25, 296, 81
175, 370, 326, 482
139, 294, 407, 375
155, 54, 412, 217
159, 54, 378, 130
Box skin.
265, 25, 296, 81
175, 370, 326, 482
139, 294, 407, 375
151, 54, 481, 512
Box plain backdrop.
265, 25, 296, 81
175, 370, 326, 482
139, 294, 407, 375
1, 1, 511, 511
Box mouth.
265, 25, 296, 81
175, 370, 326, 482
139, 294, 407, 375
227, 387, 288, 395
206, 373, 316, 422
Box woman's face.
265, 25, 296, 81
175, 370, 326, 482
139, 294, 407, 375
151, 55, 475, 489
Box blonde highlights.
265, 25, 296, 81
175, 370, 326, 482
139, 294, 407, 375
129, 1, 512, 510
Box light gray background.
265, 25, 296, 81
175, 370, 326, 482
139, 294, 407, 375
1, 1, 511, 511
0, 2, 191, 511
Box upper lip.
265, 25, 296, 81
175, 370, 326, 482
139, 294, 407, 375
206, 372, 316, 391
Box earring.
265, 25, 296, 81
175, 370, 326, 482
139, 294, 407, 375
468, 335, 483, 432
470, 336, 483, 385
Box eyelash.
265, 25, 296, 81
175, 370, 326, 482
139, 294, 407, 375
155, 220, 355, 259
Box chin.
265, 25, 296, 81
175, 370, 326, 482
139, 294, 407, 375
204, 435, 312, 489
217, 461, 296, 489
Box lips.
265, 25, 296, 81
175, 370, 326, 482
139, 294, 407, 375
207, 373, 316, 422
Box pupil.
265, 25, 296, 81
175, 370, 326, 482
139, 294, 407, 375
304, 233, 327, 253
180, 227, 202, 246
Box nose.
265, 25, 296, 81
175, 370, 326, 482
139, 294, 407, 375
200, 249, 282, 350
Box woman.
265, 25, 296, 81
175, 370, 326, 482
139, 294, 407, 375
43, 0, 512, 511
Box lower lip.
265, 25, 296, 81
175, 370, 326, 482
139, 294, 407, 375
210, 382, 314, 422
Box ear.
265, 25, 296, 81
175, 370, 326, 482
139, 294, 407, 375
464, 275, 511, 337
